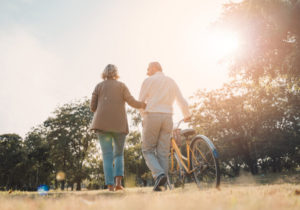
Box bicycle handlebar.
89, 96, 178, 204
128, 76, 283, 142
174, 115, 192, 130
174, 119, 185, 130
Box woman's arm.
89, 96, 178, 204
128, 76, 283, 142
123, 84, 146, 109
90, 84, 99, 112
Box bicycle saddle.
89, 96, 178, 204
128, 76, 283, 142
180, 129, 196, 138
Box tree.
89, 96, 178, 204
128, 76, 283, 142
0, 134, 25, 190
44, 99, 97, 190
124, 109, 150, 186
190, 80, 297, 175
23, 127, 53, 190
190, 0, 300, 176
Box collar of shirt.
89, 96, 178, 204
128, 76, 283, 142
152, 71, 164, 76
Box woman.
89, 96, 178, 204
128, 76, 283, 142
90, 64, 146, 191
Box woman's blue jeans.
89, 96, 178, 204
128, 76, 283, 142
97, 132, 126, 186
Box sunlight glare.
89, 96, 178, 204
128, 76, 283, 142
206, 30, 240, 59
231, 0, 244, 3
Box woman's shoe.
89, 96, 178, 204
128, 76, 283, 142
115, 185, 124, 191
107, 185, 115, 192
115, 176, 124, 191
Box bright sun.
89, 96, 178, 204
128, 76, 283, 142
207, 31, 239, 58
205, 30, 240, 59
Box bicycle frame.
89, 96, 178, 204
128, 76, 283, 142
168, 119, 221, 189
170, 133, 219, 177
170, 137, 197, 175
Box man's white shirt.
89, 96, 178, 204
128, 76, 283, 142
139, 72, 190, 118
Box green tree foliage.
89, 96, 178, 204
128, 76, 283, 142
124, 109, 151, 186
0, 134, 25, 190
0, 101, 150, 191
43, 99, 97, 190
85, 155, 105, 190
190, 0, 300, 176
124, 130, 150, 186
219, 0, 300, 83
191, 80, 299, 175
23, 127, 53, 190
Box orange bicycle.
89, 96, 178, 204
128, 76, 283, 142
168, 119, 220, 189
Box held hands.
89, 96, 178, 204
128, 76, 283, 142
141, 102, 147, 109
184, 116, 191, 122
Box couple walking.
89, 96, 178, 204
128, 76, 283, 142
90, 62, 191, 191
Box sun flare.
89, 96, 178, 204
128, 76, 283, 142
204, 30, 240, 60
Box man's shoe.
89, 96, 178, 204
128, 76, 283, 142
153, 174, 167, 191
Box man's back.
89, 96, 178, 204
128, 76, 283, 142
139, 62, 191, 191
139, 71, 190, 118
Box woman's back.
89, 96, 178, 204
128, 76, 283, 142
90, 64, 145, 191
90, 79, 144, 134
97, 79, 126, 107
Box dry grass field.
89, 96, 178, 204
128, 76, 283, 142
1, 173, 300, 210
1, 184, 300, 210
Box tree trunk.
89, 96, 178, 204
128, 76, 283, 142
248, 158, 258, 175
36, 167, 39, 187
55, 179, 58, 189
238, 138, 258, 175
60, 180, 65, 190
76, 180, 81, 191
233, 163, 240, 176
272, 157, 281, 173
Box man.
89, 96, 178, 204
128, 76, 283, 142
139, 62, 191, 191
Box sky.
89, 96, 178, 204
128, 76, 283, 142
0, 0, 237, 137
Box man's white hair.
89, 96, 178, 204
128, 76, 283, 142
150, 62, 162, 72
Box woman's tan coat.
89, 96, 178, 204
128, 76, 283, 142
90, 79, 144, 134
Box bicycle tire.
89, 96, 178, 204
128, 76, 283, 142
190, 136, 220, 189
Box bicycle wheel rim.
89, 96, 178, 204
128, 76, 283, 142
190, 137, 220, 189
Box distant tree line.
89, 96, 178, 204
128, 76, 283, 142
0, 100, 98, 191
0, 101, 150, 191
1, 0, 299, 191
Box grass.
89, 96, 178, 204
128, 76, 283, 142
1, 173, 300, 210
1, 184, 300, 210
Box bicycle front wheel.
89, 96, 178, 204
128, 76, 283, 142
168, 152, 185, 189
190, 136, 220, 189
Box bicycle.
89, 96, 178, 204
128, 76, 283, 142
168, 119, 220, 189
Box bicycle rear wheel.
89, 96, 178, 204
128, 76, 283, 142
190, 136, 220, 189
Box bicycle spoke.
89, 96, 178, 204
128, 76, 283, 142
195, 147, 209, 162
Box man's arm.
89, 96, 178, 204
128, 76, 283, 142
174, 81, 191, 120
139, 79, 149, 102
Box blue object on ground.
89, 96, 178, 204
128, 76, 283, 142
37, 184, 49, 196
